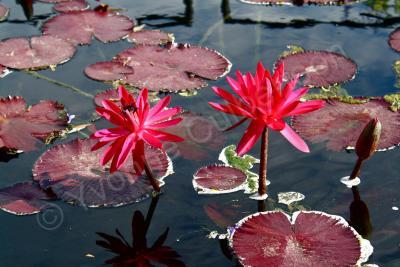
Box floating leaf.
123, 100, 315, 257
32, 139, 173, 207
0, 36, 76, 70
292, 98, 400, 151
0, 182, 56, 215
93, 89, 120, 107
193, 165, 247, 194
85, 61, 134, 82
218, 145, 263, 194
85, 44, 232, 92
276, 51, 357, 87
277, 192, 305, 206
384, 93, 400, 112
0, 96, 68, 152
0, 3, 9, 21
42, 9, 136, 45
389, 28, 400, 52
54, 0, 89, 13
230, 211, 373, 267
239, 0, 292, 5
127, 28, 175, 45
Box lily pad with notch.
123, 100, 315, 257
230, 211, 373, 267
0, 36, 76, 70
275, 50, 357, 88
85, 43, 231, 92
32, 139, 173, 207
0, 182, 57, 215
0, 96, 68, 152
291, 98, 400, 151
42, 8, 136, 45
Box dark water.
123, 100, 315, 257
0, 0, 400, 266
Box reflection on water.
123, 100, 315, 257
349, 186, 373, 238
96, 195, 185, 267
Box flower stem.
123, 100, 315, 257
350, 158, 363, 180
258, 127, 268, 196
143, 160, 161, 192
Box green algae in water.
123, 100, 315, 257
384, 93, 400, 112
279, 44, 305, 58
218, 145, 261, 193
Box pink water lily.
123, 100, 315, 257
91, 87, 184, 187
209, 61, 324, 156
209, 61, 324, 197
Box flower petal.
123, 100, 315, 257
146, 129, 184, 142
237, 120, 265, 156
280, 123, 310, 153
148, 95, 171, 118
285, 100, 325, 116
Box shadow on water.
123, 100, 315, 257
96, 195, 185, 267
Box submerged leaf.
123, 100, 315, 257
0, 96, 68, 152
85, 44, 231, 92
0, 182, 56, 215
292, 98, 400, 151
231, 211, 372, 267
389, 28, 400, 52
32, 139, 173, 207
276, 50, 357, 87
0, 36, 76, 70
42, 9, 136, 45
127, 28, 175, 45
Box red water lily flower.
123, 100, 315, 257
91, 87, 184, 175
209, 62, 324, 156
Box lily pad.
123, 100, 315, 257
0, 182, 56, 215
230, 211, 372, 267
239, 0, 356, 5
389, 28, 400, 52
0, 3, 9, 21
276, 51, 357, 87
0, 36, 76, 70
0, 96, 68, 152
54, 0, 89, 13
127, 29, 175, 45
42, 9, 135, 45
32, 139, 173, 207
193, 165, 247, 194
292, 98, 400, 151
239, 0, 292, 5
85, 43, 232, 92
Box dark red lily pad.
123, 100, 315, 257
127, 29, 174, 45
239, 0, 292, 4
0, 3, 9, 21
0, 96, 68, 152
42, 9, 135, 45
85, 61, 134, 82
193, 165, 247, 194
38, 0, 71, 2
231, 211, 365, 267
292, 98, 400, 151
0, 182, 56, 215
0, 36, 76, 70
54, 0, 89, 13
389, 28, 400, 52
32, 139, 173, 207
276, 51, 357, 87
94, 89, 120, 107
163, 112, 225, 160
85, 44, 232, 92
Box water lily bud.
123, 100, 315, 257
355, 118, 381, 160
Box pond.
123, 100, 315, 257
0, 0, 399, 266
